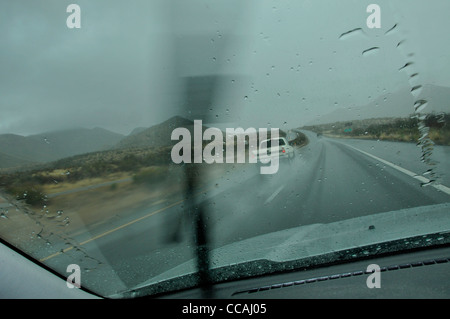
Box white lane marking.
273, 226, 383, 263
345, 144, 450, 196
264, 185, 285, 205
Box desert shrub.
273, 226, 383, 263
6, 183, 47, 206
133, 166, 169, 185
116, 155, 140, 172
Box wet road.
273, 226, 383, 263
38, 131, 450, 296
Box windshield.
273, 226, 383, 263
0, 0, 449, 298
260, 138, 285, 149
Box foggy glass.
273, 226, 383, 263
0, 0, 449, 297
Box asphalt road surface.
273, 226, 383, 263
36, 131, 450, 296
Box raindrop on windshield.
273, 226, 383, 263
414, 99, 428, 113
338, 28, 366, 40
385, 23, 398, 35
411, 85, 423, 97
399, 61, 413, 71
397, 40, 406, 48
362, 47, 380, 56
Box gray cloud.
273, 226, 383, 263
1, 0, 449, 135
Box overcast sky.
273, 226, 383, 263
1, 0, 449, 136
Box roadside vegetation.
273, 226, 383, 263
0, 146, 173, 206
289, 130, 308, 147
0, 128, 308, 208
302, 113, 450, 146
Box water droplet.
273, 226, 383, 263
414, 99, 428, 112
420, 180, 434, 188
397, 39, 406, 47
385, 23, 398, 35
362, 47, 380, 56
338, 28, 365, 40
399, 61, 413, 71
411, 85, 422, 97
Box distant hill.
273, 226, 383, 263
30, 127, 124, 158
301, 113, 450, 146
128, 127, 148, 136
307, 84, 450, 126
115, 116, 208, 149
0, 127, 124, 169
115, 115, 289, 150
0, 150, 34, 169
0, 133, 55, 163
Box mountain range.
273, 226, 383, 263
114, 116, 201, 149
1, 84, 449, 170
0, 128, 124, 169
0, 116, 212, 170
306, 84, 450, 126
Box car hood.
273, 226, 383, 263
114, 202, 450, 298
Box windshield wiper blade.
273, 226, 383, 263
185, 163, 214, 298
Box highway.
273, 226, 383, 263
36, 131, 450, 296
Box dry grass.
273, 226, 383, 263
0, 160, 248, 252
42, 171, 132, 195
